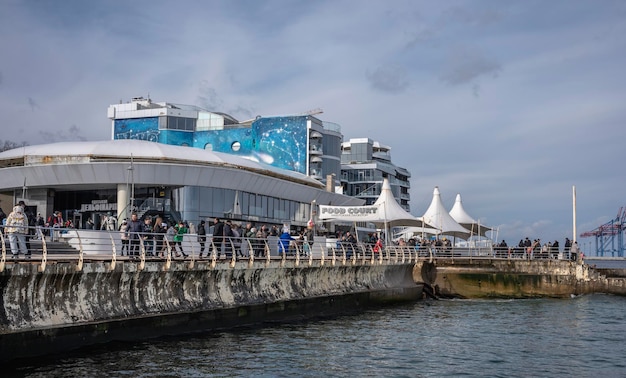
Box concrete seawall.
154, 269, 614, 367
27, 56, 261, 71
0, 260, 421, 362
414, 259, 626, 298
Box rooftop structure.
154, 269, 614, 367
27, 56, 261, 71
340, 138, 411, 211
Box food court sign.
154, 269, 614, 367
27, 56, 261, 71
318, 205, 379, 220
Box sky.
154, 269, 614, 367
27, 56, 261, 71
1, 0, 625, 253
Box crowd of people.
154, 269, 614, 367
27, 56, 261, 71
1, 204, 585, 263
494, 237, 582, 261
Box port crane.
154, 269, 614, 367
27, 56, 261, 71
580, 207, 626, 257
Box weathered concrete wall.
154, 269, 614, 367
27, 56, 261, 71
0, 260, 421, 361
413, 259, 626, 298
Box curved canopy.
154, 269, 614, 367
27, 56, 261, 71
319, 178, 428, 228
449, 194, 492, 237
422, 187, 471, 239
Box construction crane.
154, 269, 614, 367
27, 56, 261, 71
580, 207, 626, 257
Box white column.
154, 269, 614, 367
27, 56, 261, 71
117, 184, 129, 222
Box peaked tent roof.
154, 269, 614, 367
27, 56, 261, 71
372, 179, 430, 228
449, 194, 492, 237
422, 187, 471, 239
319, 178, 428, 228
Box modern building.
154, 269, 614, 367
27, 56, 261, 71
0, 140, 363, 231
108, 97, 343, 188
340, 138, 411, 212
108, 98, 413, 212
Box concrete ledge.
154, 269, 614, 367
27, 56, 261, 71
0, 260, 421, 362
414, 259, 625, 298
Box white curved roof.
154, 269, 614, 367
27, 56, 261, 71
422, 187, 471, 239
0, 140, 364, 207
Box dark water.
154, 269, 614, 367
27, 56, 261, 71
12, 295, 626, 377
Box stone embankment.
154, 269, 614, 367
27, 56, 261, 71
414, 259, 626, 298
0, 259, 421, 362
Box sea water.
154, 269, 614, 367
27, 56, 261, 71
12, 294, 626, 377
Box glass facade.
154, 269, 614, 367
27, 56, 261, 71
180, 186, 312, 226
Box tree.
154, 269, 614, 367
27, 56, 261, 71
0, 140, 28, 152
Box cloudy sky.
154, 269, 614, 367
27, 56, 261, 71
1, 0, 625, 252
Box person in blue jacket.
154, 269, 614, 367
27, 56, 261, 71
278, 225, 295, 255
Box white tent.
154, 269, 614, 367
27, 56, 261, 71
449, 193, 491, 237
422, 187, 471, 239
318, 178, 430, 229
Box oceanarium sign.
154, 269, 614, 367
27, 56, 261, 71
318, 205, 379, 220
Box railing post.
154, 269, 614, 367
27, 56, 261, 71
109, 232, 117, 271
308, 243, 314, 266
280, 240, 286, 267
265, 240, 271, 267
188, 237, 195, 269
229, 238, 236, 268
75, 230, 84, 272
209, 239, 216, 269
295, 243, 300, 267
38, 233, 48, 273
138, 237, 146, 271
0, 229, 6, 272
246, 238, 254, 268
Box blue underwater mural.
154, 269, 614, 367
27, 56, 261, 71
114, 116, 308, 174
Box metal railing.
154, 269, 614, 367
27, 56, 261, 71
0, 225, 579, 273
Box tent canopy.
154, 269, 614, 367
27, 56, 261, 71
449, 193, 492, 237
318, 178, 429, 228
422, 187, 471, 239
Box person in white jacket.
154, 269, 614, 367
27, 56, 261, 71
5, 205, 29, 258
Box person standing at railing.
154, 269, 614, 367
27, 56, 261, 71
142, 216, 154, 256
174, 220, 188, 258
212, 218, 224, 258
5, 204, 29, 259
119, 219, 130, 256
46, 211, 63, 242
278, 225, 294, 256
153, 217, 166, 257
35, 212, 45, 239
197, 220, 207, 258
128, 212, 143, 258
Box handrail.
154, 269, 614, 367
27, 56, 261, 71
0, 225, 581, 267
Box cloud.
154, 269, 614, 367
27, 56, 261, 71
27, 97, 40, 111
366, 64, 410, 93
439, 46, 501, 86
39, 124, 88, 143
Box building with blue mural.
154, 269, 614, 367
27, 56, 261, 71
108, 97, 341, 188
